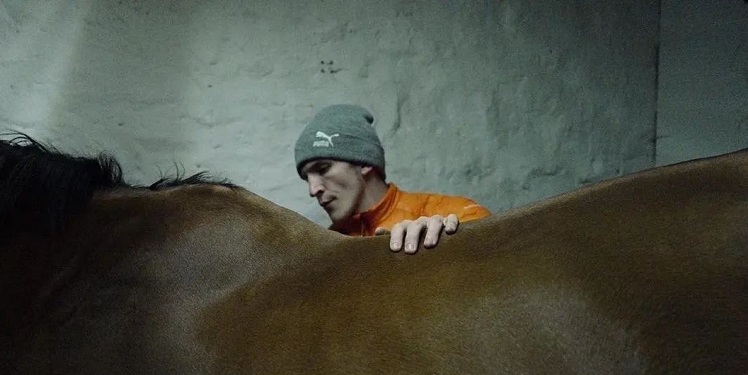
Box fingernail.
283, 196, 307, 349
424, 236, 434, 245
391, 242, 400, 250
405, 243, 416, 252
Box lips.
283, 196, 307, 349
319, 198, 334, 209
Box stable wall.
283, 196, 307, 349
656, 0, 748, 165
0, 0, 659, 225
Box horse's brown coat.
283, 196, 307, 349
2, 148, 747, 374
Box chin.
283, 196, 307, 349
328, 210, 352, 224
329, 215, 345, 224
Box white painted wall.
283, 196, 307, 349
0, 0, 659, 225
657, 0, 748, 165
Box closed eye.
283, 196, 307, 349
301, 161, 331, 180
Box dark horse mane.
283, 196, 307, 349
0, 133, 235, 237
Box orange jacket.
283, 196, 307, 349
330, 183, 491, 236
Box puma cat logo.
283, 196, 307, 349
313, 131, 340, 147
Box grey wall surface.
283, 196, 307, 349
657, 0, 748, 165
0, 0, 659, 225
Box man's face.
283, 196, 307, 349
300, 159, 367, 223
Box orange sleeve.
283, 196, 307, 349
358, 188, 491, 235
457, 202, 492, 221
422, 195, 491, 223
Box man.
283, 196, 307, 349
294, 104, 491, 254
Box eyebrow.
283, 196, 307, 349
300, 161, 324, 180
305, 161, 332, 175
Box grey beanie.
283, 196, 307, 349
294, 104, 386, 179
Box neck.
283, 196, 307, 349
357, 176, 389, 214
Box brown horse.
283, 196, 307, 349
1, 135, 746, 374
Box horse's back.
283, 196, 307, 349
200, 149, 748, 374
2, 139, 748, 374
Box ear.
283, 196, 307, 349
360, 165, 376, 176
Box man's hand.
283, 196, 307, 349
374, 214, 459, 254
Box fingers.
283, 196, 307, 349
386, 214, 461, 254
388, 218, 427, 254
403, 218, 429, 254
388, 220, 410, 252
443, 213, 459, 234
422, 215, 444, 249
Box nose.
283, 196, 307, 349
307, 175, 324, 198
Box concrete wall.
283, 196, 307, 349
0, 0, 659, 225
656, 0, 748, 165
